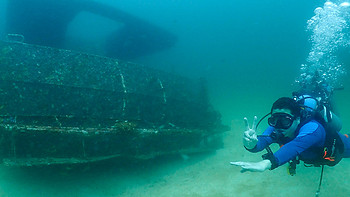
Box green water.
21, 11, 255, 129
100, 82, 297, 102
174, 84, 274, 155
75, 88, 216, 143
1, 0, 350, 196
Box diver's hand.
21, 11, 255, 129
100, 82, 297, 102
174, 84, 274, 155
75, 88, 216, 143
230, 160, 271, 173
243, 116, 258, 149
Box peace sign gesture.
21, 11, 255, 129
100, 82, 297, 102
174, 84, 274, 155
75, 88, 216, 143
230, 116, 272, 173
243, 116, 258, 149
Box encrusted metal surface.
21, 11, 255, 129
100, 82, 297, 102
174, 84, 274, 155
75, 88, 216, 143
0, 41, 221, 130
0, 40, 226, 166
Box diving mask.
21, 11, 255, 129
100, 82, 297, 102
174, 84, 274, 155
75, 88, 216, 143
268, 113, 295, 130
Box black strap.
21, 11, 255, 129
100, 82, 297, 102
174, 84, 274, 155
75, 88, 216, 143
262, 146, 278, 170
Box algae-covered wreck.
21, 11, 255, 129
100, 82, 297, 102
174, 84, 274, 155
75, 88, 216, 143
0, 40, 227, 166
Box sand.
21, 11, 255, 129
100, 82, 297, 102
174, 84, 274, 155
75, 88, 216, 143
0, 119, 349, 197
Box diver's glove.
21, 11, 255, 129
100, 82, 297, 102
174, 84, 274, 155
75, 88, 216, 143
243, 116, 258, 149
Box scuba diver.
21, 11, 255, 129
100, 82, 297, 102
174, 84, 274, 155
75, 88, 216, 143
231, 91, 350, 174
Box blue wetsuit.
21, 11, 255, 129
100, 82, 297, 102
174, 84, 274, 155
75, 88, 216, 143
248, 120, 350, 168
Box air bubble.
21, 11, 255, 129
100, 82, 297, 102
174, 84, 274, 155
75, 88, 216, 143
340, 2, 350, 7
314, 7, 323, 15
297, 1, 348, 92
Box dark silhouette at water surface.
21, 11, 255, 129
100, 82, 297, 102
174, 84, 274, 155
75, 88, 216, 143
5, 0, 177, 59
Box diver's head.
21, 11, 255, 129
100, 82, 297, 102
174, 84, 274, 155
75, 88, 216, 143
268, 97, 301, 138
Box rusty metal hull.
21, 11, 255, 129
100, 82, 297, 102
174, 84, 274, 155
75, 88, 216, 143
0, 122, 223, 166
0, 40, 226, 166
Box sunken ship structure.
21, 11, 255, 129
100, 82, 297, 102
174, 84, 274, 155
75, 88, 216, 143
0, 40, 227, 166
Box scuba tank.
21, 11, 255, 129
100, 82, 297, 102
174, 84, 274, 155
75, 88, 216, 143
292, 92, 344, 167
292, 93, 342, 133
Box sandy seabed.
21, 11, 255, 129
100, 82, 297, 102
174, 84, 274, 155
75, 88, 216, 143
0, 119, 349, 197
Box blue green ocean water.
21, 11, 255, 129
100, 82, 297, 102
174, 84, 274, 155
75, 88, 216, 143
0, 0, 350, 196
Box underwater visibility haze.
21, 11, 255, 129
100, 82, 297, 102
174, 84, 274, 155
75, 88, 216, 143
0, 0, 350, 196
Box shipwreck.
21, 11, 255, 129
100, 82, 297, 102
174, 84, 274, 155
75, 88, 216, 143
0, 40, 227, 166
